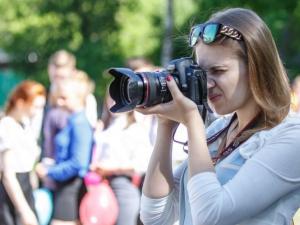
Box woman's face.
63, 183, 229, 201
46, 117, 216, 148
195, 42, 252, 115
23, 96, 46, 118
59, 90, 82, 112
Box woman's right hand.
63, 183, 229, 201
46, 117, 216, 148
20, 208, 39, 225
136, 76, 200, 128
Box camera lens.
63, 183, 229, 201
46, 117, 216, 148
108, 68, 172, 113
108, 68, 144, 113
139, 72, 172, 107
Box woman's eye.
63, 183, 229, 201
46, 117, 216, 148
211, 69, 225, 75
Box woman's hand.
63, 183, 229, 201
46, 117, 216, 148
90, 162, 134, 178
136, 75, 201, 127
90, 162, 119, 177
20, 208, 39, 225
35, 163, 48, 179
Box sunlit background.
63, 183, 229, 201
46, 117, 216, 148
1, 0, 300, 110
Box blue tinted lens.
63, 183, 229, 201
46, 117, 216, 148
203, 24, 219, 44
189, 25, 202, 47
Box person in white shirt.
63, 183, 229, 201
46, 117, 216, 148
137, 7, 300, 225
91, 92, 153, 225
0, 80, 46, 225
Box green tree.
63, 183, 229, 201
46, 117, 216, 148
1, 0, 300, 101
0, 0, 126, 97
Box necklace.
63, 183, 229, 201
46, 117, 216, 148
211, 113, 261, 165
226, 120, 239, 146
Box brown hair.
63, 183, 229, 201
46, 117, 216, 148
5, 80, 46, 114
48, 49, 76, 68
207, 8, 291, 130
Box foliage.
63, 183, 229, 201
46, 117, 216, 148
0, 0, 300, 102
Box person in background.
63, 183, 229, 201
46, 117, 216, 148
36, 73, 94, 225
91, 90, 153, 225
0, 80, 46, 225
138, 7, 300, 225
48, 50, 77, 86
41, 50, 77, 159
125, 57, 159, 143
43, 50, 97, 159
75, 70, 98, 128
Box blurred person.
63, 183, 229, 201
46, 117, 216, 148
75, 70, 98, 128
43, 69, 96, 160
42, 83, 70, 160
42, 49, 97, 159
0, 80, 46, 225
48, 49, 76, 85
125, 56, 160, 72
36, 74, 94, 225
40, 50, 77, 159
125, 57, 160, 145
90, 91, 153, 225
28, 50, 76, 142
137, 8, 300, 225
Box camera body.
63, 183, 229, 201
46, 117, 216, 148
108, 57, 210, 114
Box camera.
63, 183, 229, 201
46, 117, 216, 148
107, 57, 211, 117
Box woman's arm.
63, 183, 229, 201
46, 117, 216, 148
142, 121, 176, 198
2, 150, 38, 225
140, 122, 185, 225
187, 121, 300, 225
186, 111, 215, 177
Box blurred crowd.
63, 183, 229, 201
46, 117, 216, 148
1, 49, 300, 225
0, 50, 189, 225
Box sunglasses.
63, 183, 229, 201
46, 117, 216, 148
189, 22, 242, 47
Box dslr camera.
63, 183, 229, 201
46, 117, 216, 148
107, 57, 211, 118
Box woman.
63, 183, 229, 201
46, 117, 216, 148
138, 8, 300, 225
36, 73, 94, 225
0, 80, 46, 225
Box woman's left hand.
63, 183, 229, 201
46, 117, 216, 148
137, 75, 201, 126
35, 163, 48, 179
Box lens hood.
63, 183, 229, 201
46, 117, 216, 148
108, 68, 144, 113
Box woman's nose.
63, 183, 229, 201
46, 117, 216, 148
207, 77, 216, 88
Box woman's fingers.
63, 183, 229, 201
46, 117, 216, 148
166, 75, 184, 100
136, 104, 166, 115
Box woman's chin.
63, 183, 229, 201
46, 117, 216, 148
212, 106, 232, 116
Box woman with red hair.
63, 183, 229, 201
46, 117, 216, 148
0, 80, 46, 225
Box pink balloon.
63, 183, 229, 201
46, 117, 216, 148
80, 180, 119, 225
84, 172, 102, 185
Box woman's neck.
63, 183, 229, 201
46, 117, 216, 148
235, 97, 260, 132
7, 109, 26, 124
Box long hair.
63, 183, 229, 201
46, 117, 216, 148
5, 80, 46, 114
207, 8, 290, 130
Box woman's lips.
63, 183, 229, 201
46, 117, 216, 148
208, 94, 222, 102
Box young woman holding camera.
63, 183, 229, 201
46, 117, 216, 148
138, 8, 300, 225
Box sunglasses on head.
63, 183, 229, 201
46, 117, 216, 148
189, 22, 243, 47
